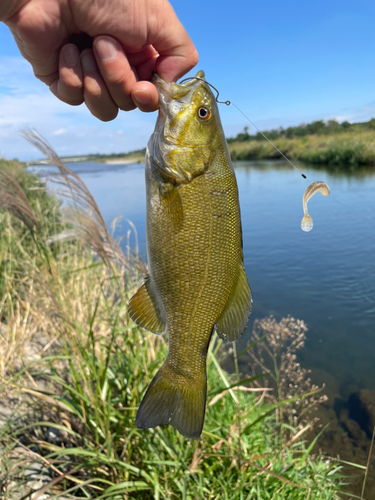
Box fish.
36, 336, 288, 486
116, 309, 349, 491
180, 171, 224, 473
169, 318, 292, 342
301, 181, 330, 232
128, 70, 252, 439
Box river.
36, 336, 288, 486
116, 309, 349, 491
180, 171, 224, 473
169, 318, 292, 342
31, 159, 375, 483
59, 160, 375, 395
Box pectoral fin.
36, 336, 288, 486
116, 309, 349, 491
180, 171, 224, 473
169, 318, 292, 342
215, 263, 252, 341
128, 275, 165, 335
159, 182, 183, 226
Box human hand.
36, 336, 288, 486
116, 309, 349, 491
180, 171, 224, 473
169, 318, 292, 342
2, 0, 198, 121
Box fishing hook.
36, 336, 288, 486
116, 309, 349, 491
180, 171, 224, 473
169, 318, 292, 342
179, 76, 307, 179
178, 77, 232, 106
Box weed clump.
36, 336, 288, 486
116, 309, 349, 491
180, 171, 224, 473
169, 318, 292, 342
246, 316, 328, 431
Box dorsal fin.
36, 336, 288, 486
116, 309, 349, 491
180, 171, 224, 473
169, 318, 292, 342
128, 275, 165, 335
215, 263, 252, 341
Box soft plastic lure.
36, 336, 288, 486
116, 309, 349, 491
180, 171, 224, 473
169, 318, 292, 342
301, 181, 330, 232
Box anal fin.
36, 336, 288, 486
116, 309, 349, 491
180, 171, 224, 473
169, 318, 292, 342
215, 263, 252, 341
128, 275, 165, 335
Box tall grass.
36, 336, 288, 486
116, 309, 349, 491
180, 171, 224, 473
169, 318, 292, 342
0, 140, 348, 498
0, 158, 60, 307
0, 248, 345, 499
228, 131, 375, 169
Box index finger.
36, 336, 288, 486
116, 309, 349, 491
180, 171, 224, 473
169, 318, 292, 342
93, 36, 160, 112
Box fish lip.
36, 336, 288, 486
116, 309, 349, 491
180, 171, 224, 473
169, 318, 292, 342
152, 71, 209, 150
153, 72, 171, 116
153, 71, 204, 116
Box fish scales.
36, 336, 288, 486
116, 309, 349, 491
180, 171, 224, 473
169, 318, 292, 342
128, 71, 252, 438
148, 152, 240, 365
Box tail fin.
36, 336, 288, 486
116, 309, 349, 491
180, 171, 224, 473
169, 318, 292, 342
135, 365, 206, 439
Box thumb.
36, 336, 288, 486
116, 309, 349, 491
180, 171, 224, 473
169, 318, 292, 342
149, 5, 198, 82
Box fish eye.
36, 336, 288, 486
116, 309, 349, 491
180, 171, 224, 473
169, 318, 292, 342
197, 106, 211, 121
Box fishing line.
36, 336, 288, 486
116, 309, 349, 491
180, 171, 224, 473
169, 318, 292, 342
229, 100, 349, 210
229, 103, 307, 179
179, 76, 307, 179
179, 75, 351, 212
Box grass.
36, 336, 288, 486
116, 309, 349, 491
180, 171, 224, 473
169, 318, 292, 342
34, 120, 375, 169
0, 135, 367, 498
228, 131, 375, 169
41, 149, 147, 165
0, 158, 60, 307
0, 245, 345, 498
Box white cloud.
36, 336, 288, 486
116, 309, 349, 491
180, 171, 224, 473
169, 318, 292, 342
51, 128, 68, 136
2, 53, 373, 161
221, 100, 375, 140
328, 102, 375, 124
329, 116, 351, 123
0, 57, 41, 94
0, 55, 156, 160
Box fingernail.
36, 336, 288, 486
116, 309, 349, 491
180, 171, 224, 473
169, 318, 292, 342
133, 90, 152, 106
95, 36, 119, 61
63, 44, 79, 67
81, 51, 97, 72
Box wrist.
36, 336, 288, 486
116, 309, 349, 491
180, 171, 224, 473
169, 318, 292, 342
0, 0, 30, 22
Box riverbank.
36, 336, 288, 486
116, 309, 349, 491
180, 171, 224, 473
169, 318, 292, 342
104, 155, 144, 164
89, 149, 145, 164
0, 155, 348, 499
228, 130, 375, 168
23, 118, 375, 169
83, 131, 375, 169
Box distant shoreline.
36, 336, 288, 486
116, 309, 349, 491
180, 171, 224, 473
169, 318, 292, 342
228, 131, 375, 169
103, 157, 144, 165
21, 115, 375, 169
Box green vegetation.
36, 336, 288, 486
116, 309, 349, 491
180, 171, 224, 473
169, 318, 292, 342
26, 118, 375, 169
58, 148, 147, 164
1, 293, 346, 499
0, 159, 60, 307
0, 138, 368, 498
227, 119, 375, 168
227, 118, 375, 143
88, 147, 146, 163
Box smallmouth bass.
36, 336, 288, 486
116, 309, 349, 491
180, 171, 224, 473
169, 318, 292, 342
128, 71, 252, 438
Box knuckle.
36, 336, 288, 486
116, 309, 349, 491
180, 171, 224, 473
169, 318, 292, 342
107, 72, 129, 88
66, 96, 84, 106
101, 110, 119, 122
84, 79, 103, 99
89, 106, 119, 122
189, 48, 199, 69
119, 101, 137, 112
35, 73, 57, 86
62, 75, 83, 91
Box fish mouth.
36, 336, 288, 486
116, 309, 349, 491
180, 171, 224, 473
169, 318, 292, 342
153, 70, 206, 117
152, 73, 171, 117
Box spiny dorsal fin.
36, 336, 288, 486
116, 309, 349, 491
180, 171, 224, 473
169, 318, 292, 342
215, 263, 252, 341
128, 275, 165, 335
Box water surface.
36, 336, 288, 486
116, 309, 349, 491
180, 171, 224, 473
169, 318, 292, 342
32, 160, 375, 400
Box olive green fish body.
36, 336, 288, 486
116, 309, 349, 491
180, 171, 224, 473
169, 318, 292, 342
128, 72, 252, 438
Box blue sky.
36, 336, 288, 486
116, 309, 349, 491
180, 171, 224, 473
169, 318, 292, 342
0, 0, 374, 160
